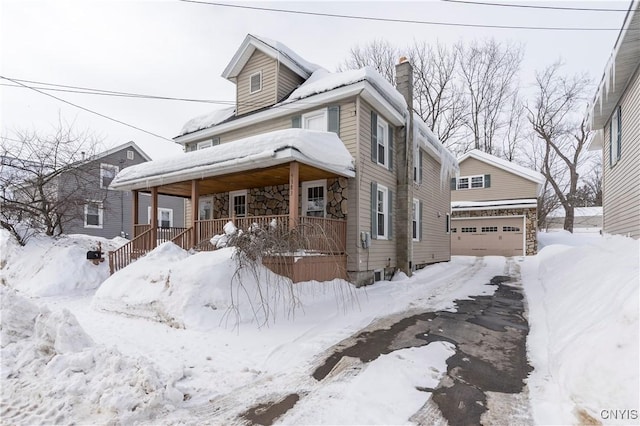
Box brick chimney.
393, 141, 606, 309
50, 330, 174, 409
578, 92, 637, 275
395, 57, 414, 276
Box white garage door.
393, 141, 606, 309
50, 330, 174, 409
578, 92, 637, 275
451, 217, 524, 256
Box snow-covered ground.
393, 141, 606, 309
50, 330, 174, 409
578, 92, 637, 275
1, 229, 638, 424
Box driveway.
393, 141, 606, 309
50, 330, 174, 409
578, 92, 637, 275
195, 257, 533, 425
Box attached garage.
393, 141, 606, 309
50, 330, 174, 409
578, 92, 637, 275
451, 216, 525, 257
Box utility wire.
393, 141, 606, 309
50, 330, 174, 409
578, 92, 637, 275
177, 0, 631, 31
440, 0, 631, 12
0, 76, 175, 143
0, 82, 234, 104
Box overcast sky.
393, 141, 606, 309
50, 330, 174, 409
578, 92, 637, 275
0, 0, 632, 159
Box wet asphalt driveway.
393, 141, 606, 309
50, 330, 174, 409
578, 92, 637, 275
238, 257, 533, 425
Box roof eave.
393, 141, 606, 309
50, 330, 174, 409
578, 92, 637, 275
173, 80, 406, 145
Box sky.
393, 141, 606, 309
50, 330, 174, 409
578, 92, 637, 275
0, 0, 633, 160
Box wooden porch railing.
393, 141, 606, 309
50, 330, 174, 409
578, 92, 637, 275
195, 215, 346, 254
170, 227, 193, 251
109, 227, 155, 274
109, 216, 346, 275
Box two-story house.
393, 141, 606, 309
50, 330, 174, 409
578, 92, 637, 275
588, 0, 639, 239
451, 149, 544, 256
110, 35, 458, 285
64, 141, 185, 239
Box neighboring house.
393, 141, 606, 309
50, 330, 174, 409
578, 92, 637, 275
64, 141, 185, 239
588, 1, 640, 239
546, 207, 603, 233
110, 34, 458, 285
450, 149, 544, 256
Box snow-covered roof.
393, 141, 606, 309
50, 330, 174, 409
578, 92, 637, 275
458, 149, 544, 185
180, 106, 235, 136
91, 141, 151, 162
547, 206, 603, 218
222, 34, 322, 82
451, 199, 538, 211
413, 113, 458, 180
588, 1, 640, 131
284, 67, 407, 114
111, 129, 355, 191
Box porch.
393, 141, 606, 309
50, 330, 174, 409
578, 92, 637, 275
108, 129, 355, 282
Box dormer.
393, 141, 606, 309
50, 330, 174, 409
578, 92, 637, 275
222, 34, 320, 116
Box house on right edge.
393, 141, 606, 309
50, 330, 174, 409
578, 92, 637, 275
450, 149, 544, 256
588, 0, 640, 239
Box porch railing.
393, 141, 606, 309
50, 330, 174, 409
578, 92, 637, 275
109, 216, 346, 275
195, 215, 345, 254
109, 227, 155, 274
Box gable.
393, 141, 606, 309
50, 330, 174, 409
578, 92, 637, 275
236, 50, 277, 115
452, 157, 539, 202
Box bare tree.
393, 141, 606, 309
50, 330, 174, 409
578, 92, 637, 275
457, 39, 523, 155
527, 62, 593, 232
0, 123, 104, 243
409, 41, 467, 149
337, 39, 398, 83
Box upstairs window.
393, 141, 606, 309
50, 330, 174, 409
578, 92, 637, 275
454, 174, 491, 190
302, 110, 327, 131
610, 105, 621, 167
370, 112, 393, 170
127, 150, 134, 160
100, 163, 119, 189
249, 71, 262, 94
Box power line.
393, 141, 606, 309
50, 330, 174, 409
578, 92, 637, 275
0, 82, 234, 104
440, 0, 631, 12
177, 0, 630, 31
0, 76, 175, 143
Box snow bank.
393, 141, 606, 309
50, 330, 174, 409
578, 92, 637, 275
524, 234, 639, 424
0, 231, 126, 297
0, 287, 183, 425
92, 243, 303, 330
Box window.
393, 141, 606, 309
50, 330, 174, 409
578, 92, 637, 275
451, 228, 457, 233
481, 226, 498, 233
302, 110, 327, 131
196, 138, 219, 150
413, 148, 422, 183
376, 119, 389, 168
456, 175, 490, 190
84, 201, 103, 228
376, 185, 389, 238
100, 163, 119, 189
249, 71, 262, 94
446, 213, 451, 234
147, 207, 174, 228
461, 227, 476, 233
229, 190, 247, 217
503, 226, 521, 232
371, 112, 392, 170
127, 150, 134, 160
302, 180, 326, 217
199, 196, 213, 220
471, 176, 484, 188
412, 198, 420, 241
610, 105, 621, 167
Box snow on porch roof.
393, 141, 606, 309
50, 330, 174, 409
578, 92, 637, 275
110, 129, 356, 191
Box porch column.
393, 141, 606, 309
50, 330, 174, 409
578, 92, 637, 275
132, 189, 139, 238
191, 179, 199, 247
151, 186, 158, 248
288, 161, 299, 229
